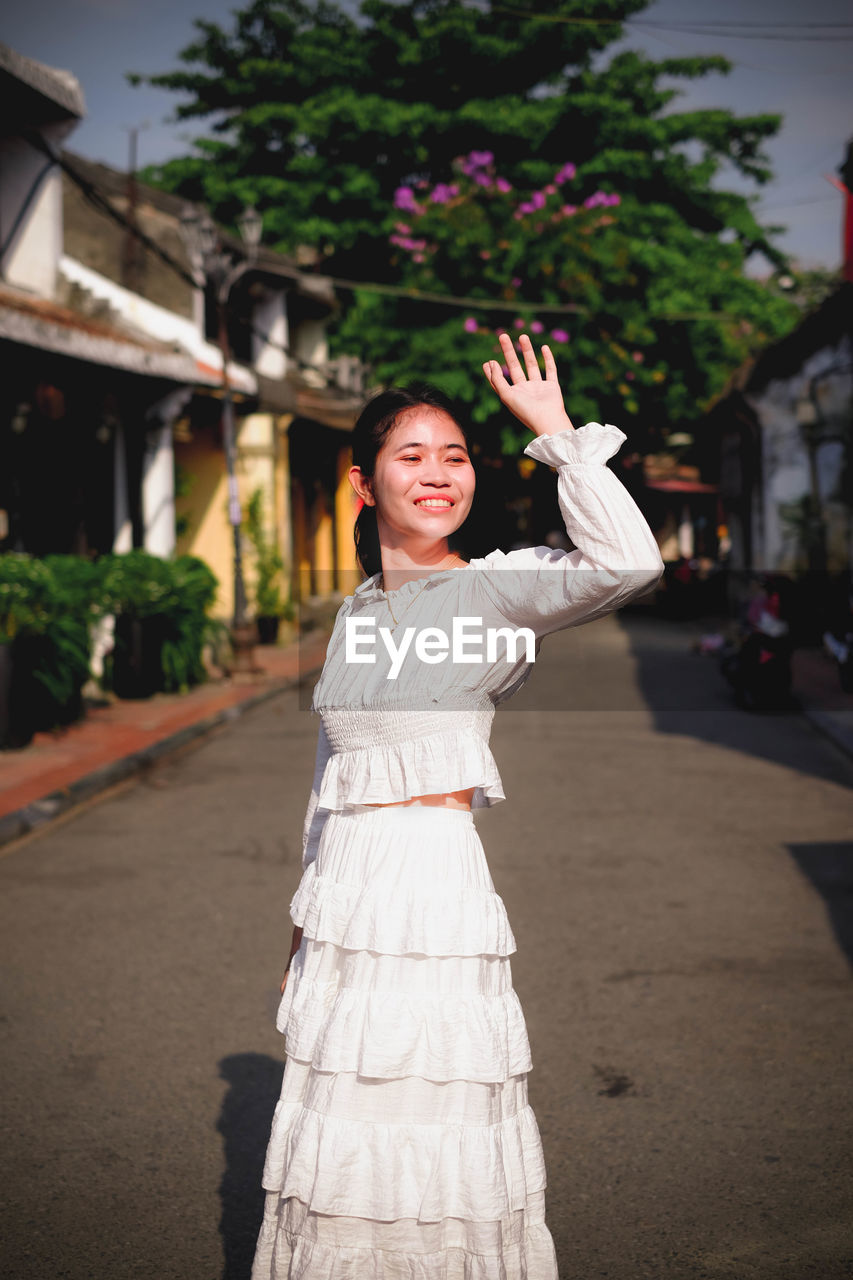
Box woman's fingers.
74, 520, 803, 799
541, 343, 558, 382
498, 331, 526, 384
519, 333, 542, 381
483, 335, 557, 405
482, 359, 510, 401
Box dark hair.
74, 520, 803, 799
351, 382, 474, 579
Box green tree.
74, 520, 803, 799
132, 0, 799, 450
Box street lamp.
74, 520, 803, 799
180, 202, 264, 675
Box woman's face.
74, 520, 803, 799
364, 406, 475, 546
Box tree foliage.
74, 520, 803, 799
133, 0, 800, 451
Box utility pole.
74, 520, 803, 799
121, 122, 148, 293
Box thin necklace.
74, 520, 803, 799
380, 555, 462, 627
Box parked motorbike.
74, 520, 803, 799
720, 610, 794, 712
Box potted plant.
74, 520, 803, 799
0, 554, 94, 747
243, 489, 294, 644
99, 551, 220, 697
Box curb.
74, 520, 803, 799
0, 663, 323, 851
798, 702, 853, 764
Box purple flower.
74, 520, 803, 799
463, 317, 479, 333
530, 320, 544, 334
413, 252, 425, 263
511, 277, 522, 287
606, 193, 621, 206
394, 186, 419, 213
430, 183, 455, 204
513, 318, 526, 329
550, 329, 570, 343
561, 204, 577, 216
544, 184, 556, 196
394, 222, 411, 233
473, 173, 492, 186
554, 163, 576, 185
530, 191, 546, 211
468, 150, 494, 168
495, 178, 512, 193
583, 190, 615, 210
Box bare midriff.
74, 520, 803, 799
365, 787, 476, 811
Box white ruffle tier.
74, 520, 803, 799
290, 862, 517, 956
276, 967, 532, 1081
253, 1192, 559, 1279
252, 804, 558, 1279
260, 1098, 546, 1220
314, 728, 506, 810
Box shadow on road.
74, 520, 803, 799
217, 1052, 284, 1280
789, 841, 853, 971
621, 610, 853, 790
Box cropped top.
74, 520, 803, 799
301, 421, 665, 867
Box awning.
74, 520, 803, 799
645, 478, 718, 493
0, 283, 223, 385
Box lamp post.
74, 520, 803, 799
180, 202, 264, 674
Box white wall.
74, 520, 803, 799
747, 335, 853, 570
252, 288, 288, 379
59, 255, 258, 395
293, 317, 328, 387
0, 121, 77, 296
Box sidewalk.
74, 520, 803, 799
0, 628, 331, 849
791, 642, 853, 761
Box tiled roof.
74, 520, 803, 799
0, 42, 85, 118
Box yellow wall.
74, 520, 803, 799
335, 444, 362, 595
176, 408, 361, 619
174, 426, 236, 619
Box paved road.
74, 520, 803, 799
1, 610, 851, 1280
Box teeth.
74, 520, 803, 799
415, 499, 452, 508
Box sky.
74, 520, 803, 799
4, 0, 852, 277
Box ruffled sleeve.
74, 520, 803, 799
475, 420, 664, 638
301, 720, 333, 869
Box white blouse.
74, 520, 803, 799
302, 421, 664, 866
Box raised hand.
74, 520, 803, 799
482, 332, 575, 439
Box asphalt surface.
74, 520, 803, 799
1, 610, 851, 1280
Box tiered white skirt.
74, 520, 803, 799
251, 804, 559, 1279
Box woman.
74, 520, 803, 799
251, 333, 664, 1278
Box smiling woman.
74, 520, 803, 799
251, 335, 665, 1279
346, 382, 476, 590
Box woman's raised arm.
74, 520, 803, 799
476, 334, 664, 637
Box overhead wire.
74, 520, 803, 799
29, 133, 766, 326
481, 5, 853, 39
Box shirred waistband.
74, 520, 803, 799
318, 701, 495, 752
